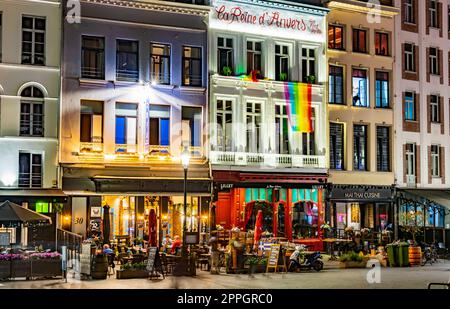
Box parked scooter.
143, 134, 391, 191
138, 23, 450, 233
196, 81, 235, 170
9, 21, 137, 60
288, 245, 324, 272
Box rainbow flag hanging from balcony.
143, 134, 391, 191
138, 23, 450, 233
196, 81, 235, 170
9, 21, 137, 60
284, 82, 313, 133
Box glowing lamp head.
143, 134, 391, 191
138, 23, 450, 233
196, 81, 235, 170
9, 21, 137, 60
1, 173, 16, 187
181, 148, 190, 170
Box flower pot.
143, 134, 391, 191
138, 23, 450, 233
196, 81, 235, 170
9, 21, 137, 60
339, 260, 367, 268
116, 269, 149, 279
0, 261, 11, 279
408, 246, 421, 266
31, 259, 62, 278
11, 260, 31, 278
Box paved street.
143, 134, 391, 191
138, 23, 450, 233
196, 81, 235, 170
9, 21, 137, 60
1, 261, 449, 289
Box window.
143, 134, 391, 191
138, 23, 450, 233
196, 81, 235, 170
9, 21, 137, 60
352, 29, 367, 53
330, 122, 344, 170
353, 125, 367, 171
217, 37, 233, 75
429, 0, 438, 28
292, 201, 318, 239
329, 65, 344, 104
18, 153, 42, 188
430, 95, 440, 123
116, 40, 139, 81
246, 102, 262, 153
429, 47, 439, 75
404, 0, 415, 23
431, 145, 440, 177
275, 103, 290, 154
375, 71, 390, 108
216, 100, 232, 152
377, 126, 390, 172
20, 86, 44, 137
22, 16, 45, 65
182, 46, 202, 86
115, 103, 138, 153
404, 43, 415, 72
352, 69, 369, 107
150, 43, 171, 85
182, 107, 202, 153
405, 143, 415, 176
81, 36, 105, 79
375, 32, 389, 56
149, 105, 170, 147
301, 47, 316, 83
0, 13, 2, 62
275, 44, 289, 81
80, 100, 103, 144
246, 40, 262, 76
302, 109, 316, 156
328, 25, 344, 50
448, 5, 450, 32
404, 92, 416, 121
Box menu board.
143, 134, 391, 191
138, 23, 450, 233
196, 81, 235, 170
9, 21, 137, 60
266, 244, 281, 271
80, 243, 92, 275
0, 232, 10, 246
146, 247, 164, 278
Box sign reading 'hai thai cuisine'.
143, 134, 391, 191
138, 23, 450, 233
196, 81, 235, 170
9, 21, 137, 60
210, 0, 325, 42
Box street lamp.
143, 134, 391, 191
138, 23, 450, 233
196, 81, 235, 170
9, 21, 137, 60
181, 147, 190, 259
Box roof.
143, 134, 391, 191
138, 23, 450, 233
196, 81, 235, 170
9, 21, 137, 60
400, 189, 450, 209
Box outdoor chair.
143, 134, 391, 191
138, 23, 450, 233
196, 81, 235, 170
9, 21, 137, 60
107, 253, 116, 277
428, 276, 450, 289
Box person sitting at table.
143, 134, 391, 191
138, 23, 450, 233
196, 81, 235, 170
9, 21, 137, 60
162, 234, 173, 253
171, 235, 182, 255
103, 244, 114, 255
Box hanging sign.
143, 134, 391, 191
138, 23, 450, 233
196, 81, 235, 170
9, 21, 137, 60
210, 0, 325, 42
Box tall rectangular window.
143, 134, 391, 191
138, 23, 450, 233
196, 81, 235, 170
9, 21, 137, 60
429, 47, 439, 75
150, 43, 171, 85
328, 25, 344, 50
405, 143, 415, 176
116, 40, 139, 81
216, 100, 233, 152
375, 71, 390, 108
301, 47, 316, 83
217, 37, 233, 75
182, 107, 202, 148
246, 102, 262, 153
431, 145, 440, 177
429, 0, 438, 28
22, 16, 45, 65
20, 101, 44, 137
149, 105, 170, 147
275, 103, 290, 154
404, 92, 416, 120
352, 69, 368, 107
246, 40, 262, 77
80, 100, 103, 143
375, 32, 389, 56
115, 103, 138, 153
404, 43, 415, 72
404, 0, 415, 23
352, 28, 367, 53
353, 124, 367, 171
18, 153, 42, 188
329, 65, 344, 104
330, 122, 344, 170
376, 126, 390, 172
81, 36, 105, 79
430, 95, 440, 123
275, 44, 289, 81
182, 46, 202, 86
302, 109, 316, 155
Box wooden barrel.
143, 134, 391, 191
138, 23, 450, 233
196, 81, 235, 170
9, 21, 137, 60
91, 254, 108, 279
408, 246, 421, 266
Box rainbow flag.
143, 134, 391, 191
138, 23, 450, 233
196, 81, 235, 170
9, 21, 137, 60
240, 70, 258, 82
284, 83, 313, 133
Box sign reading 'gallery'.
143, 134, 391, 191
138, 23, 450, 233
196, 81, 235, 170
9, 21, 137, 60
210, 0, 325, 42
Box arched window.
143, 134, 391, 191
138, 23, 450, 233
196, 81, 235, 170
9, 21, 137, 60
245, 201, 273, 233
20, 86, 44, 136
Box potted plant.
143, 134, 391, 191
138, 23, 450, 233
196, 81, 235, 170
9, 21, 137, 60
30, 252, 62, 278
221, 66, 232, 76
339, 251, 368, 268
399, 209, 423, 266
116, 262, 149, 279
279, 72, 288, 81
305, 75, 316, 84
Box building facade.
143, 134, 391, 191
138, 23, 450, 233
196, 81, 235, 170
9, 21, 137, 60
0, 0, 66, 244
394, 0, 450, 246
324, 0, 399, 239
209, 0, 329, 249
60, 0, 211, 243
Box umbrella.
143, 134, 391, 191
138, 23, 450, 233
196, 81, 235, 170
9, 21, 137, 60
0, 200, 52, 227
253, 210, 263, 251
149, 209, 157, 247
102, 205, 110, 245
209, 204, 216, 231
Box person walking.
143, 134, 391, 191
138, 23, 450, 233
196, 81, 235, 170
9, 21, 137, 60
208, 231, 220, 274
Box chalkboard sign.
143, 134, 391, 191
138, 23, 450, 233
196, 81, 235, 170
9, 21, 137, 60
80, 243, 93, 276
0, 232, 10, 246
146, 247, 164, 279
266, 244, 286, 273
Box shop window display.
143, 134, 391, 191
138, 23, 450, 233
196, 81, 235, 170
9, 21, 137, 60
245, 201, 273, 233
292, 202, 318, 239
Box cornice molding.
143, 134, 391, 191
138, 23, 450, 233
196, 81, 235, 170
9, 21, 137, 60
81, 0, 211, 16
327, 0, 399, 17
220, 0, 329, 16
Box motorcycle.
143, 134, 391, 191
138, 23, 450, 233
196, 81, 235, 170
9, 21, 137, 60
288, 245, 324, 272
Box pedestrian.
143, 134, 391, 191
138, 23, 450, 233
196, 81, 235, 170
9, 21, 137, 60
208, 231, 220, 274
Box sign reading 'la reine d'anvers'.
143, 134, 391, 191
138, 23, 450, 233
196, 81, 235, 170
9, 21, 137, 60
215, 5, 321, 34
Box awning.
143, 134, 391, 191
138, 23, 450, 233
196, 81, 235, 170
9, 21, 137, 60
0, 189, 68, 203
401, 189, 450, 209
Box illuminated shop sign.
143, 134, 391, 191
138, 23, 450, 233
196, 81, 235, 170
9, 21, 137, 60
210, 0, 325, 42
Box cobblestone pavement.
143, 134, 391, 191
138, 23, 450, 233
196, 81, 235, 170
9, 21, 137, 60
1, 261, 449, 289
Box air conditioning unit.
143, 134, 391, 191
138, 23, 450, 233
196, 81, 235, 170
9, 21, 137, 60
406, 175, 416, 187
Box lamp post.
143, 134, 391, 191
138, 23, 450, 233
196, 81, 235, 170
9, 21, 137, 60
181, 147, 190, 259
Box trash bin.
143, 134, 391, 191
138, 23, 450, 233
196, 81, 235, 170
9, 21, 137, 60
398, 242, 410, 267
386, 244, 397, 267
